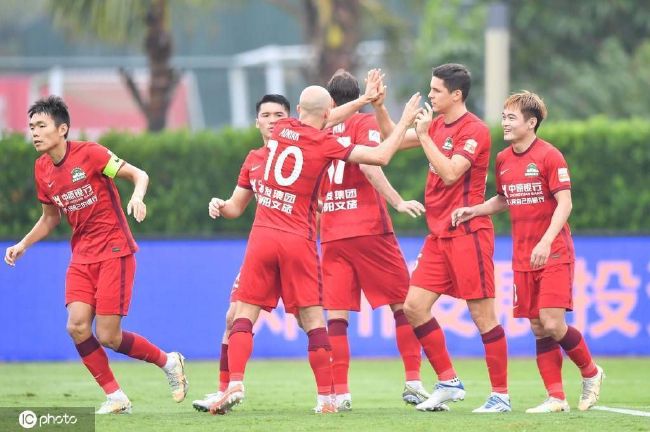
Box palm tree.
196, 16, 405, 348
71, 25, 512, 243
49, 0, 178, 132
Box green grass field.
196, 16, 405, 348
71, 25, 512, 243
1, 358, 649, 431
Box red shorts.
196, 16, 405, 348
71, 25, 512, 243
236, 226, 321, 311
65, 255, 135, 316
410, 229, 495, 300
513, 263, 574, 318
230, 269, 274, 313
322, 233, 409, 311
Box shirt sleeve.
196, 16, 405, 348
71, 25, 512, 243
545, 148, 571, 194
453, 122, 490, 166
237, 151, 254, 189
354, 116, 381, 148
495, 154, 505, 196
321, 131, 356, 161
34, 162, 53, 205
87, 142, 124, 178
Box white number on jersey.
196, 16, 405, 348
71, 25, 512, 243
326, 136, 350, 185
264, 139, 304, 186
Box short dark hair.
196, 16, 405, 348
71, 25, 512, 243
255, 94, 290, 115
28, 95, 71, 138
432, 63, 471, 101
326, 69, 360, 106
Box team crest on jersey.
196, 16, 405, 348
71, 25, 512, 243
442, 137, 453, 150
71, 167, 87, 182
463, 139, 478, 154
524, 163, 539, 177
558, 167, 570, 182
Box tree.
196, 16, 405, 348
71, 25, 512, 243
49, 0, 178, 132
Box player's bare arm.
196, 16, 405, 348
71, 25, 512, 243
209, 187, 254, 219
451, 194, 508, 227
348, 93, 422, 166
371, 86, 421, 151
530, 189, 572, 269
359, 164, 425, 218
4, 203, 61, 267
326, 69, 384, 128
115, 162, 149, 223
415, 102, 471, 185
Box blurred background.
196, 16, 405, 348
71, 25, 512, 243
0, 0, 649, 361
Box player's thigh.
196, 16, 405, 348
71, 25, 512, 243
354, 234, 410, 309
65, 262, 98, 309
279, 234, 321, 309
538, 263, 574, 311
445, 229, 495, 300
322, 241, 359, 311
409, 234, 452, 295
95, 255, 136, 316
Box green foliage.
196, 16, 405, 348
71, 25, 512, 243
2, 118, 648, 239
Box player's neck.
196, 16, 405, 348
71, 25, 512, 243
299, 114, 325, 130
47, 139, 68, 164
442, 104, 468, 125
511, 134, 537, 154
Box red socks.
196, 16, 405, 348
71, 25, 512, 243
75, 335, 120, 394
393, 310, 421, 381
413, 318, 456, 381
480, 325, 508, 394
307, 327, 333, 395
228, 318, 254, 382
558, 326, 598, 378
117, 331, 167, 367
219, 343, 229, 391
327, 319, 350, 394
536, 337, 565, 399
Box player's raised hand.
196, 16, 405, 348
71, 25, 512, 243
530, 239, 551, 269
451, 206, 477, 227
395, 200, 425, 218
399, 92, 422, 125
415, 102, 434, 138
4, 242, 26, 267
209, 197, 226, 219
363, 68, 385, 103
127, 197, 147, 223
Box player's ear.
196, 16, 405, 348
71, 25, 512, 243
528, 116, 537, 130
58, 122, 68, 138
255, 117, 260, 129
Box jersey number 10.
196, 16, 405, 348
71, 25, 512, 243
264, 139, 303, 186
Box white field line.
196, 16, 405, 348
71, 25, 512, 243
591, 406, 650, 417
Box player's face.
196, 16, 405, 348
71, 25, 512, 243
256, 102, 289, 141
428, 76, 458, 114
28, 113, 67, 153
502, 107, 535, 143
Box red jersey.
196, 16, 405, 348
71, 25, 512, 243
495, 138, 575, 271
237, 146, 268, 194
34, 141, 137, 264
319, 113, 393, 243
425, 112, 493, 238
252, 117, 355, 241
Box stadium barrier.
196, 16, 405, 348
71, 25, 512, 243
1, 236, 648, 361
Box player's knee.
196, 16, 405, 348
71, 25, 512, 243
402, 301, 422, 323
225, 312, 235, 331
540, 319, 565, 339
66, 320, 91, 340
96, 329, 121, 350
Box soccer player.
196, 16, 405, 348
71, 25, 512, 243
451, 91, 604, 413
320, 69, 433, 411
4, 96, 188, 414
192, 94, 291, 412
373, 64, 510, 413
208, 85, 423, 415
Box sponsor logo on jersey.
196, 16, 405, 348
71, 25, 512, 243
369, 130, 381, 143
442, 137, 453, 151
463, 139, 478, 154
524, 163, 539, 177
71, 167, 87, 182
558, 167, 570, 182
